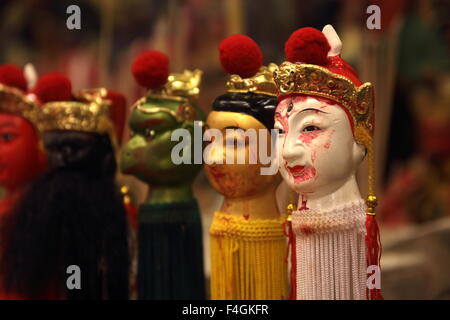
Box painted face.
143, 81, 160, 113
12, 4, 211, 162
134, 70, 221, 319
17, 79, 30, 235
121, 97, 201, 186
0, 113, 46, 191
274, 96, 364, 197
204, 111, 278, 199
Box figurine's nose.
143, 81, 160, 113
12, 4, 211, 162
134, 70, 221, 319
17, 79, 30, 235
282, 132, 304, 163
282, 145, 299, 162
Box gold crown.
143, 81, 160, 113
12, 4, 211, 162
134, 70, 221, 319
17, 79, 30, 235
166, 69, 202, 100
273, 61, 374, 135
227, 63, 278, 96
132, 69, 202, 123
38, 88, 114, 137
0, 83, 40, 126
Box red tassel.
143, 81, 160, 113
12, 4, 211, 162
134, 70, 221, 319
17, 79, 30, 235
283, 218, 297, 300
365, 214, 383, 300
124, 202, 138, 231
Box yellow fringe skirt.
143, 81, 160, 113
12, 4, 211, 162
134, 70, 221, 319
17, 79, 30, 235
210, 212, 288, 300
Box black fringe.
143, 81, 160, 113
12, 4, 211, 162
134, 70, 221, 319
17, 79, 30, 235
137, 200, 205, 300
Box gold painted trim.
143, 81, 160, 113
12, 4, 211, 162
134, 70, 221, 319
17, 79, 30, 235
0, 83, 40, 126
226, 63, 278, 96
273, 61, 374, 134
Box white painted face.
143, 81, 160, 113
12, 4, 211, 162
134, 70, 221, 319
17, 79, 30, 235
274, 96, 365, 197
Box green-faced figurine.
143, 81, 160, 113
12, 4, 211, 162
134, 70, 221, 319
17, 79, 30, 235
121, 51, 205, 300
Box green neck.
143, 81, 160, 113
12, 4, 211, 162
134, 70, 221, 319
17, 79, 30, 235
147, 183, 194, 204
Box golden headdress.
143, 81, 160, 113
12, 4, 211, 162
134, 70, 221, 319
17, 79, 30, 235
131, 50, 203, 123
0, 64, 40, 126
32, 73, 127, 147
38, 88, 114, 137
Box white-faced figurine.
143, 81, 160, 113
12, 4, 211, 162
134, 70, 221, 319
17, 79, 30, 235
273, 25, 383, 300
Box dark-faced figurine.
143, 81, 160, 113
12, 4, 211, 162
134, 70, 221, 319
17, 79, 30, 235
0, 75, 130, 300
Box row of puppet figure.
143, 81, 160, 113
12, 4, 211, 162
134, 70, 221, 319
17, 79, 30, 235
0, 24, 383, 300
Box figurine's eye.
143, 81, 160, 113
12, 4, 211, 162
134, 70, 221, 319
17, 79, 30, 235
277, 129, 285, 135
0, 132, 16, 142
287, 102, 294, 114
302, 125, 321, 132
144, 129, 156, 139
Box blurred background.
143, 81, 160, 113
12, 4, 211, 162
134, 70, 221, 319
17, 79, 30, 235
1, 0, 449, 299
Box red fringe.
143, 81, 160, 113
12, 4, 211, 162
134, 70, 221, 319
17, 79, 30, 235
284, 220, 297, 300
365, 214, 384, 300
124, 202, 138, 231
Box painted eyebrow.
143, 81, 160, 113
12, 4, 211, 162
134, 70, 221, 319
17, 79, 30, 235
298, 108, 329, 114
224, 126, 243, 130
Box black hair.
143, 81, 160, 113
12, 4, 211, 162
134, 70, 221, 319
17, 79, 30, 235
212, 92, 277, 129
0, 131, 130, 299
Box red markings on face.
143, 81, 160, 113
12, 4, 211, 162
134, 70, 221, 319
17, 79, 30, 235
205, 165, 239, 196
323, 130, 334, 149
243, 214, 250, 220
297, 132, 319, 145
287, 165, 305, 175
275, 99, 292, 133
292, 95, 336, 108
276, 98, 290, 115
311, 149, 317, 163
290, 166, 316, 184
275, 113, 289, 134
209, 167, 226, 180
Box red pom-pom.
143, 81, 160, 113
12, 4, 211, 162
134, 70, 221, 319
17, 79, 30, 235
131, 51, 169, 89
285, 27, 331, 66
33, 73, 72, 103
219, 34, 263, 78
0, 64, 27, 91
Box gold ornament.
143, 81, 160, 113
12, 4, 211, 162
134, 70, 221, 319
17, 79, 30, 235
166, 69, 202, 99
38, 88, 114, 137
132, 69, 202, 123
0, 83, 40, 126
227, 63, 278, 96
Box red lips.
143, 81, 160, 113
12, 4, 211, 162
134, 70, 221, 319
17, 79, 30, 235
287, 165, 305, 175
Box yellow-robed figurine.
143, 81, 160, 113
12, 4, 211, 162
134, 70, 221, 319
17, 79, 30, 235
204, 35, 288, 300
